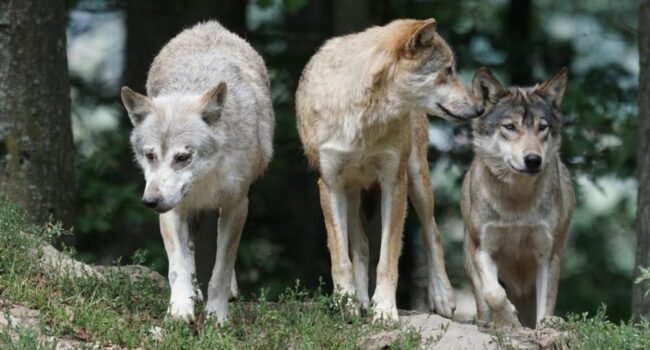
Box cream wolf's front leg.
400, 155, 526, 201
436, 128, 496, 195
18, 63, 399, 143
372, 166, 408, 322
205, 196, 248, 325
407, 147, 455, 318
160, 210, 199, 322
318, 178, 357, 299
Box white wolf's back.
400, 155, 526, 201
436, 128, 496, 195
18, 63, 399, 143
147, 21, 274, 173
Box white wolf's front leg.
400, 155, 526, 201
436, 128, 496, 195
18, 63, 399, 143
205, 196, 248, 325
160, 210, 198, 322
372, 166, 408, 322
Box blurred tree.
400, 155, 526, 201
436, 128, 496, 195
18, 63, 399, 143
0, 0, 74, 227
632, 0, 650, 321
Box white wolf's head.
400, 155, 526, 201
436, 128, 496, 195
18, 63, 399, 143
120, 83, 227, 213
379, 19, 483, 122
470, 67, 568, 179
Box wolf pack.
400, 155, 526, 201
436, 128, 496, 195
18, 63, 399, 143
120, 19, 575, 330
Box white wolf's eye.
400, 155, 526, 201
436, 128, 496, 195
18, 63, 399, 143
144, 152, 155, 161
174, 153, 191, 163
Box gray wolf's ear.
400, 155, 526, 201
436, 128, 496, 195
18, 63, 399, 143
537, 67, 568, 108
472, 67, 505, 105
200, 81, 227, 125
121, 86, 153, 126
406, 19, 437, 56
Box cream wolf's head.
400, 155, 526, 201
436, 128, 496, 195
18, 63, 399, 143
120, 83, 227, 213
470, 67, 568, 178
380, 19, 482, 122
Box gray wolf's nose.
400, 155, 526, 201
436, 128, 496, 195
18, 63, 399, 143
141, 197, 159, 209
524, 154, 542, 170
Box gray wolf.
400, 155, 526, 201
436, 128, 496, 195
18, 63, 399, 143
462, 67, 575, 328
295, 18, 482, 321
120, 21, 274, 324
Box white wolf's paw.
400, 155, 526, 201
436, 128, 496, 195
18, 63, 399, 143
428, 277, 456, 318
371, 297, 399, 323
229, 277, 239, 301
168, 297, 195, 323
204, 302, 229, 326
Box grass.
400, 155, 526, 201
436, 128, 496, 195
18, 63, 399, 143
0, 199, 420, 349
555, 307, 650, 350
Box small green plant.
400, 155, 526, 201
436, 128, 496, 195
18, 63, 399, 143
558, 306, 650, 350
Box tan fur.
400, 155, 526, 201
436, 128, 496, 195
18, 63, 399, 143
296, 19, 481, 321
462, 68, 575, 328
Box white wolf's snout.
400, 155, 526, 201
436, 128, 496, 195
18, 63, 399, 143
142, 176, 190, 213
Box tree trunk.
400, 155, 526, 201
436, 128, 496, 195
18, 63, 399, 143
504, 0, 533, 84
0, 0, 74, 227
632, 0, 650, 321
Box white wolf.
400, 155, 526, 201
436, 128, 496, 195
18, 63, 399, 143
120, 21, 274, 324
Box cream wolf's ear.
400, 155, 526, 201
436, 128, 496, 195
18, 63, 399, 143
121, 86, 154, 126
405, 18, 437, 56
472, 67, 506, 105
200, 81, 227, 125
537, 67, 569, 108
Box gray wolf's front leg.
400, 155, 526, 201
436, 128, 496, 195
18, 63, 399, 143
160, 210, 199, 322
205, 196, 248, 325
474, 249, 521, 327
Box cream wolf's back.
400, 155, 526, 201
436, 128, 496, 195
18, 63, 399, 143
147, 21, 274, 171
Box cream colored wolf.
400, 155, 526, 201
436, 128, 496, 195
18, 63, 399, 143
120, 21, 274, 324
462, 67, 575, 328
296, 19, 482, 321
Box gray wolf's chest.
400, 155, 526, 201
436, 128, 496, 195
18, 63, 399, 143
479, 215, 555, 261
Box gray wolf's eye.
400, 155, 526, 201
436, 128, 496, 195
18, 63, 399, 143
174, 153, 191, 163
502, 123, 516, 131
539, 124, 548, 132
446, 66, 453, 75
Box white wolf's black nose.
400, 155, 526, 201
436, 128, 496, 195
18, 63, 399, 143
524, 154, 542, 170
141, 197, 159, 209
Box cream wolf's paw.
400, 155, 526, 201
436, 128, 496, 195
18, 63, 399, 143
371, 297, 399, 322
168, 297, 195, 323
332, 287, 361, 316
428, 277, 456, 318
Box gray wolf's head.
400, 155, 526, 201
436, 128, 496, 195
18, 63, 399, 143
383, 19, 482, 122
470, 67, 568, 178
120, 83, 227, 213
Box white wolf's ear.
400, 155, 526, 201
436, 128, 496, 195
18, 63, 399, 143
405, 19, 437, 56
200, 81, 227, 125
472, 67, 505, 105
537, 67, 568, 108
121, 87, 153, 126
